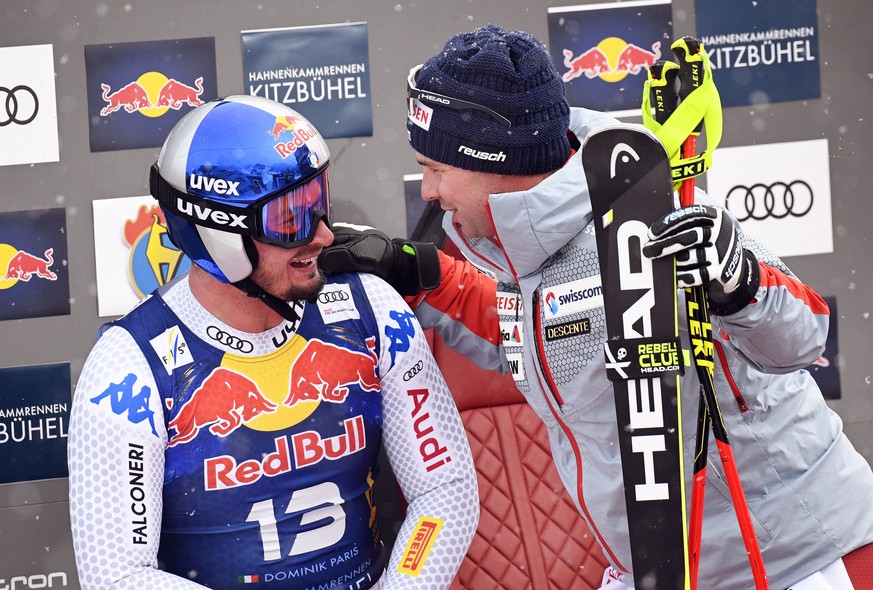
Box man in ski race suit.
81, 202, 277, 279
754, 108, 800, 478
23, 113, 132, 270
67, 95, 478, 590
319, 24, 873, 590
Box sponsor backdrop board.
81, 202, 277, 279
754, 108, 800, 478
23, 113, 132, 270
92, 196, 192, 317
0, 208, 70, 322
705, 139, 832, 258
403, 174, 425, 240
242, 22, 373, 139
84, 37, 217, 152
0, 501, 79, 589
0, 363, 71, 485
696, 0, 821, 107
547, 0, 673, 117
808, 296, 841, 400
0, 43, 60, 167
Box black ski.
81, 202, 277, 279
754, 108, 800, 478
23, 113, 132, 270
583, 124, 688, 590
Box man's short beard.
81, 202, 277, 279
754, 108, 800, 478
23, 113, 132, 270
250, 266, 326, 304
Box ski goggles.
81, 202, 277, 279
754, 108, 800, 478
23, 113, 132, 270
406, 64, 512, 127
150, 163, 331, 249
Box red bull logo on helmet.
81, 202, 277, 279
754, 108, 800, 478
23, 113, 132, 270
268, 114, 301, 139
562, 38, 661, 83
269, 115, 323, 160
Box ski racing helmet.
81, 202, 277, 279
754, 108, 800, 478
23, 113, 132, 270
150, 94, 331, 285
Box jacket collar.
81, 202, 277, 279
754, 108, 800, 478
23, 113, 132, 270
442, 108, 617, 281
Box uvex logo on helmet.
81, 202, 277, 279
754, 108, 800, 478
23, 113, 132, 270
175, 199, 251, 229
189, 174, 240, 196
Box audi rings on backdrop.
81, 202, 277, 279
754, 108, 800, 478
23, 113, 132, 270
1, 85, 39, 126
206, 325, 255, 353
725, 181, 813, 221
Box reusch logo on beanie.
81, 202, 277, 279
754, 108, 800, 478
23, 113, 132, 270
407, 24, 571, 176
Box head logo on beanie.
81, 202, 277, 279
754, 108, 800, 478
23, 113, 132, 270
407, 24, 571, 176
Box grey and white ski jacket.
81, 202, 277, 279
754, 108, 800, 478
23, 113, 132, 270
411, 108, 873, 589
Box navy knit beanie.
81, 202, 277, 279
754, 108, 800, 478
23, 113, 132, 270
407, 24, 571, 176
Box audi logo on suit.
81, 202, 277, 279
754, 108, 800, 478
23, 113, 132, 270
206, 325, 255, 353
318, 290, 350, 304
403, 360, 424, 381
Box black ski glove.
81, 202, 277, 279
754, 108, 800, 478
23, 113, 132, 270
319, 222, 441, 297
642, 204, 759, 315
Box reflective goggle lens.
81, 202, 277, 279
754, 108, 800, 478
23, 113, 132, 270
260, 170, 330, 247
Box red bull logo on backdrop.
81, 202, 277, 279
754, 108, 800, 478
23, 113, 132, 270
562, 39, 661, 83
0, 208, 70, 321
85, 37, 217, 151
548, 1, 673, 114
99, 74, 205, 117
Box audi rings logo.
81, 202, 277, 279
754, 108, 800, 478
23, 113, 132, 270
318, 290, 350, 304
1, 85, 39, 126
403, 360, 424, 381
206, 325, 254, 353
725, 181, 813, 221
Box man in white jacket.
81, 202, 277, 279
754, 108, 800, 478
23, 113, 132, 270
321, 23, 873, 590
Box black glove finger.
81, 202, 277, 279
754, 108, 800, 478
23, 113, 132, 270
326, 232, 361, 247
648, 204, 717, 239
319, 248, 376, 276
643, 228, 705, 259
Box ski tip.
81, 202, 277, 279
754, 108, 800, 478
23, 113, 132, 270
581, 123, 671, 196
581, 123, 665, 154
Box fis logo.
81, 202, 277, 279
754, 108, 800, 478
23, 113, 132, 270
148, 325, 193, 376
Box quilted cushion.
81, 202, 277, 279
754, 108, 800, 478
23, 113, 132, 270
429, 331, 609, 590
